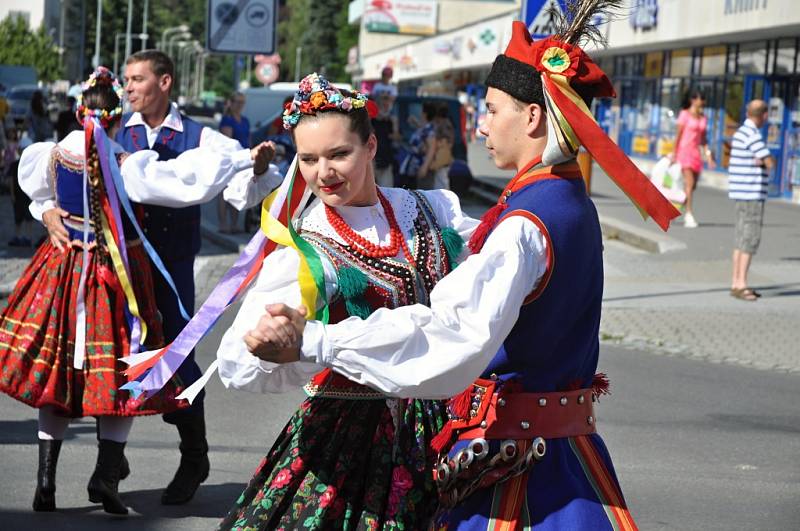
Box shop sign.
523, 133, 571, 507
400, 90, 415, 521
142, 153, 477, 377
630, 0, 658, 31
364, 0, 438, 36
633, 135, 651, 154
724, 0, 768, 15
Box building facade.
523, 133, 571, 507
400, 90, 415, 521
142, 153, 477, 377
593, 0, 800, 202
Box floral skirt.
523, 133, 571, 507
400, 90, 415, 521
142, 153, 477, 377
219, 377, 447, 530
0, 240, 188, 417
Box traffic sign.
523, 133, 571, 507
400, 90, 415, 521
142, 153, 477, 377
207, 0, 277, 54
521, 0, 564, 39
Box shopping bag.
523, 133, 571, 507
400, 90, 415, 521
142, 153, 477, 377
650, 156, 686, 210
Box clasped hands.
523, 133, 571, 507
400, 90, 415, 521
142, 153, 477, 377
244, 303, 308, 364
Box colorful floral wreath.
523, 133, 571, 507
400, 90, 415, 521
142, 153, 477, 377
282, 72, 370, 130
76, 66, 126, 127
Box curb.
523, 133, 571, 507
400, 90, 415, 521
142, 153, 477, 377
471, 175, 685, 254
598, 214, 686, 254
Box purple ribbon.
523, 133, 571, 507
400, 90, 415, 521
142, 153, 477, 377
121, 228, 268, 398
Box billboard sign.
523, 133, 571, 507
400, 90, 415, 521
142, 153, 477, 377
364, 0, 438, 36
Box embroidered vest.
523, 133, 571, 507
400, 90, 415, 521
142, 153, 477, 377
301, 191, 456, 398
115, 113, 204, 262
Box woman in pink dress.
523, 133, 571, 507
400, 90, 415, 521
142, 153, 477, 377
672, 89, 716, 227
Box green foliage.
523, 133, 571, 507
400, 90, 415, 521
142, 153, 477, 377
0, 16, 63, 82
278, 0, 358, 83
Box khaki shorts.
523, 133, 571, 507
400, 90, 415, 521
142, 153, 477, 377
734, 200, 765, 254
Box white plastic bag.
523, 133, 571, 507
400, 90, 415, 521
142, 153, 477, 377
650, 156, 686, 207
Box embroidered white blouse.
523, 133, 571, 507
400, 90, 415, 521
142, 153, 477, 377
19, 123, 282, 221
216, 187, 480, 394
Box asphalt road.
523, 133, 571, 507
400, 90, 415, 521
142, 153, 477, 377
1, 309, 798, 530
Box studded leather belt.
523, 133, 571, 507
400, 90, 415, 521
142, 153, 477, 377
457, 388, 597, 441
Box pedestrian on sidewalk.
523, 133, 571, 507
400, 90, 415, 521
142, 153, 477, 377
371, 91, 399, 187
115, 49, 281, 506
0, 67, 273, 515
671, 88, 716, 228
728, 99, 774, 301
247, 12, 680, 530
217, 91, 251, 234
6, 130, 34, 247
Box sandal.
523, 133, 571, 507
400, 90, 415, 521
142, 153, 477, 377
730, 288, 758, 301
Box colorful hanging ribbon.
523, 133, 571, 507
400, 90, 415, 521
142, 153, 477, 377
121, 158, 328, 403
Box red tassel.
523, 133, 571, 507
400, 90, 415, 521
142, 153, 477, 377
468, 202, 508, 254
430, 421, 454, 454
592, 372, 611, 398
448, 386, 474, 420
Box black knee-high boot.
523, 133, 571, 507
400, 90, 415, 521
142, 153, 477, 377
87, 439, 128, 515
95, 420, 130, 480
161, 415, 210, 505
33, 439, 62, 512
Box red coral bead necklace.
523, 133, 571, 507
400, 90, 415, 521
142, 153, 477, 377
325, 189, 416, 267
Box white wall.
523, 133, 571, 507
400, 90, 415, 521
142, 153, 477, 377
595, 0, 800, 55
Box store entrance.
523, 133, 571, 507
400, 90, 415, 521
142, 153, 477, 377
744, 75, 800, 199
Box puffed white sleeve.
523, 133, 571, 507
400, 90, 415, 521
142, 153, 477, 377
299, 216, 548, 399
217, 245, 338, 394
119, 145, 255, 207
200, 126, 284, 210
18, 141, 57, 221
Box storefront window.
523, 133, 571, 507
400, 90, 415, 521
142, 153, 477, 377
657, 78, 682, 156
701, 46, 727, 76
644, 52, 663, 78
772, 38, 797, 75
737, 41, 768, 75
670, 49, 692, 76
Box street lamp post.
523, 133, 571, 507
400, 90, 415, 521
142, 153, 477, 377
160, 25, 189, 51
167, 32, 193, 58
124, 0, 134, 67
115, 33, 150, 77
142, 0, 150, 50
92, 0, 102, 67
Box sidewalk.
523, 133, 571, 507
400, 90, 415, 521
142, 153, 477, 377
467, 140, 800, 373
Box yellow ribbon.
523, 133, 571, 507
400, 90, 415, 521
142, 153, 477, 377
259, 188, 320, 319
99, 212, 148, 343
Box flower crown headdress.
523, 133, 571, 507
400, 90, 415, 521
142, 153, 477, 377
76, 66, 125, 128
282, 72, 374, 130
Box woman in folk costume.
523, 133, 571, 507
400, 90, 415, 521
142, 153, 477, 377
237, 3, 683, 530
214, 73, 478, 530
0, 67, 277, 515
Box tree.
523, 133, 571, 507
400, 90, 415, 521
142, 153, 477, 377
277, 0, 358, 83
0, 15, 63, 82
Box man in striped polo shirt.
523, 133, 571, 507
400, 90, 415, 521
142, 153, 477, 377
728, 100, 774, 301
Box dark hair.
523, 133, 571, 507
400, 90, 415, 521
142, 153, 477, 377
31, 91, 46, 117
681, 88, 706, 110
422, 101, 438, 121
81, 82, 121, 129
126, 49, 175, 79
293, 90, 374, 144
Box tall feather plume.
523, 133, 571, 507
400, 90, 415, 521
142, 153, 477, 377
547, 0, 625, 47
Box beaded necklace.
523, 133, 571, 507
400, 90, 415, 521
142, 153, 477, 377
325, 189, 416, 267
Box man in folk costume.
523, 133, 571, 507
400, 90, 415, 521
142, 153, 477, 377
114, 50, 280, 505
244, 3, 679, 529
